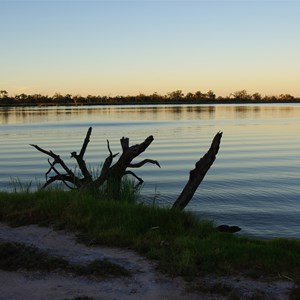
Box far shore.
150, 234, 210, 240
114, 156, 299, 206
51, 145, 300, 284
0, 89, 299, 107
1, 99, 300, 108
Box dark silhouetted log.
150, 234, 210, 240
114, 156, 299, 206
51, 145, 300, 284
172, 132, 223, 210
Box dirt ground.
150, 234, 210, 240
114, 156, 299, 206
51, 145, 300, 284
0, 223, 295, 300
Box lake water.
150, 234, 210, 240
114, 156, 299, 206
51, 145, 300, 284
1, 104, 300, 239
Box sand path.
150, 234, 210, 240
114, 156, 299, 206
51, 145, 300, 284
0, 223, 295, 300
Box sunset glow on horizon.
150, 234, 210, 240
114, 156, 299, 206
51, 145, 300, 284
1, 0, 300, 97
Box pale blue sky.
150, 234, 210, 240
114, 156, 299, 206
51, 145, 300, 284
1, 0, 300, 97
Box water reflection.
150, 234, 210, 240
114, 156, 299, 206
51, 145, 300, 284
1, 104, 299, 125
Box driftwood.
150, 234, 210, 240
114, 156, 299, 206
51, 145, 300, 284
32, 127, 222, 209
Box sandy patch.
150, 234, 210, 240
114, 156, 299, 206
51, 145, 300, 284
0, 223, 295, 300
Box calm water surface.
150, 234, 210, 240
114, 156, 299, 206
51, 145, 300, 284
1, 104, 300, 239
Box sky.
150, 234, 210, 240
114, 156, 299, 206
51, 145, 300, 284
1, 0, 300, 97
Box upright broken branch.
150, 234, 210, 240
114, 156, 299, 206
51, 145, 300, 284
172, 132, 223, 210
70, 126, 93, 183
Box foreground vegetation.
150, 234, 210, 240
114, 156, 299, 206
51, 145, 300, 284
0, 89, 299, 106
1, 189, 300, 284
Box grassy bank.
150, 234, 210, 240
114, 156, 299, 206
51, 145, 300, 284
1, 189, 300, 282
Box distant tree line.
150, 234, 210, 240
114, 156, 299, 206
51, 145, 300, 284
0, 89, 298, 106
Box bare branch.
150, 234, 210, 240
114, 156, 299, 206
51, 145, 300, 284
43, 175, 76, 189
31, 144, 57, 158
94, 140, 119, 187
101, 140, 119, 175
45, 160, 55, 181
107, 140, 112, 156
46, 159, 76, 189
106, 140, 119, 159
124, 170, 144, 184
129, 159, 161, 169
31, 144, 76, 180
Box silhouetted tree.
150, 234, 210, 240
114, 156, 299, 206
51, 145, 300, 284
207, 90, 216, 100
167, 90, 184, 100
251, 92, 262, 101
194, 91, 206, 100
185, 92, 194, 100
279, 94, 294, 101
230, 90, 251, 101
0, 90, 8, 98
